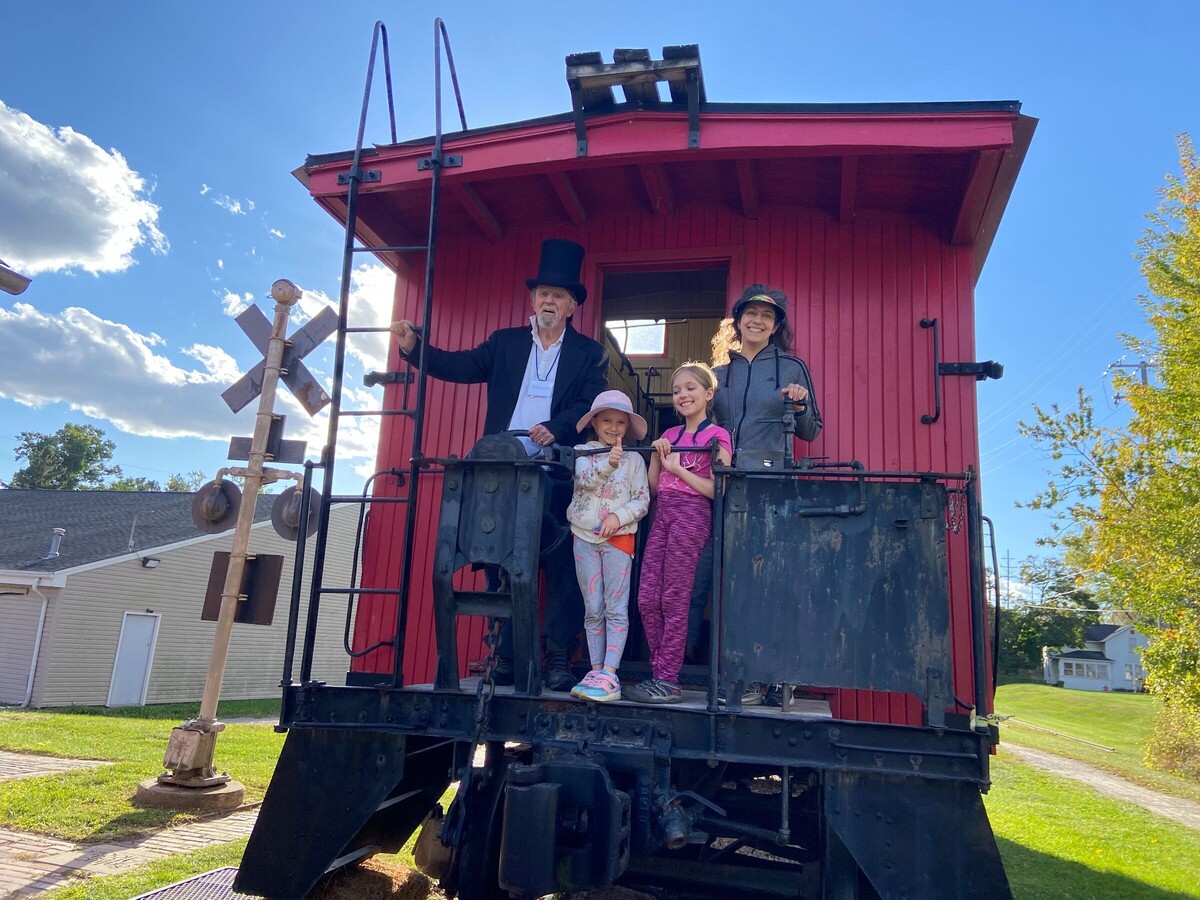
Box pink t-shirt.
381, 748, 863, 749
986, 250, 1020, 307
656, 421, 733, 498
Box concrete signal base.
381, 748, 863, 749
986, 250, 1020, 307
135, 778, 246, 813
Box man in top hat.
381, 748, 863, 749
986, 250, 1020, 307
391, 238, 608, 689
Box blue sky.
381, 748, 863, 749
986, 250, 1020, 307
0, 2, 1195, 587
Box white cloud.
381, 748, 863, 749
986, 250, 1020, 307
0, 100, 167, 276
0, 302, 234, 438
0, 300, 379, 469
247, 200, 256, 211
220, 290, 253, 316
295, 263, 395, 372
217, 259, 225, 269
268, 228, 286, 239
212, 195, 245, 215
199, 183, 211, 196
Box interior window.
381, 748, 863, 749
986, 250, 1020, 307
608, 319, 666, 355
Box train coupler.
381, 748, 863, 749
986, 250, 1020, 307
498, 761, 631, 897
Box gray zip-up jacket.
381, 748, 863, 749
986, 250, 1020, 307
713, 346, 822, 454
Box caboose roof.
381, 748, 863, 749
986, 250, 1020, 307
297, 99, 1034, 285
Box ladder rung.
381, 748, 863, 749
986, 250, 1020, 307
337, 409, 415, 417
320, 587, 403, 595
345, 326, 396, 333
327, 495, 410, 504
351, 245, 428, 253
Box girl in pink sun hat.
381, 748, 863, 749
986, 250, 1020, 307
566, 390, 651, 702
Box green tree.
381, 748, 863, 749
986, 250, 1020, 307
10, 423, 119, 489
165, 470, 206, 492
108, 475, 163, 491
1019, 134, 1200, 774
997, 557, 1099, 675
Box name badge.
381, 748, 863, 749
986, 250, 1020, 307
527, 381, 553, 399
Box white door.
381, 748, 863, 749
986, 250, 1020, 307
107, 612, 160, 706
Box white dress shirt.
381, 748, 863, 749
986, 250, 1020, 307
508, 316, 565, 455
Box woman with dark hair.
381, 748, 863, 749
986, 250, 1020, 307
711, 284, 821, 448
693, 283, 823, 705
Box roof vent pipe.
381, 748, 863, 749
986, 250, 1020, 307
44, 527, 66, 560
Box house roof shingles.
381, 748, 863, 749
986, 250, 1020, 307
0, 490, 274, 573
1083, 624, 1121, 643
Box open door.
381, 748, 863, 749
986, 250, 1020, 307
599, 266, 729, 437
596, 265, 729, 677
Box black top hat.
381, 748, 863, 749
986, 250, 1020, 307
525, 238, 587, 303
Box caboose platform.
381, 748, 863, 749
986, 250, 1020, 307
413, 679, 835, 718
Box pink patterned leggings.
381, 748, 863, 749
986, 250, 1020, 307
637, 491, 712, 682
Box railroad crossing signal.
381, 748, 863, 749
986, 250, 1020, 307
221, 304, 338, 417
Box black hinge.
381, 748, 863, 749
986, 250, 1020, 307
337, 170, 382, 185
417, 155, 463, 170
937, 361, 1004, 381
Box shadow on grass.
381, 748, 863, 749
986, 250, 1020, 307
39, 699, 281, 721
998, 838, 1196, 900
80, 807, 200, 844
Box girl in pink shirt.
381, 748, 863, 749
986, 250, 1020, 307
626, 362, 732, 704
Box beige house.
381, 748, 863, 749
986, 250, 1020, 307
0, 490, 358, 708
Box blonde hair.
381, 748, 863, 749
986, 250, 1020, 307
710, 317, 739, 367
670, 360, 719, 420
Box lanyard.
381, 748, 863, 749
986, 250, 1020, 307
674, 418, 713, 443
534, 341, 562, 381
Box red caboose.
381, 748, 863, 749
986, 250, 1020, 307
239, 34, 1032, 899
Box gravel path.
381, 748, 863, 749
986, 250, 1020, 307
1003, 744, 1200, 831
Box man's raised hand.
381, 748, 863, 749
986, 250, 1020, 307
390, 320, 418, 354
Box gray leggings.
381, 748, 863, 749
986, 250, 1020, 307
573, 536, 633, 670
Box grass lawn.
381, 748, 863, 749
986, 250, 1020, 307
0, 699, 283, 842
993, 683, 1200, 803
987, 755, 1200, 898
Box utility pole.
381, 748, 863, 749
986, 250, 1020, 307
1002, 550, 1016, 608
1108, 359, 1156, 403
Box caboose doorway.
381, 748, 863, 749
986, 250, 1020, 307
599, 265, 729, 437
597, 264, 729, 678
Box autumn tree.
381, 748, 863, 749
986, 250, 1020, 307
1019, 134, 1200, 774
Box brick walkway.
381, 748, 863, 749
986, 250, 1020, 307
0, 750, 259, 898
0, 750, 107, 783
0, 810, 260, 897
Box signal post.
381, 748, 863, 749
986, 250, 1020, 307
137, 279, 319, 810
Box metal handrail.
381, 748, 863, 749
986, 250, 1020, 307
300, 20, 399, 688
293, 19, 470, 688
391, 18, 467, 685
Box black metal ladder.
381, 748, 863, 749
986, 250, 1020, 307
281, 18, 469, 691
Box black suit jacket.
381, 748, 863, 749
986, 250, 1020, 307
403, 323, 609, 445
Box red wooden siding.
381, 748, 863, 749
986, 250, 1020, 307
354, 204, 984, 726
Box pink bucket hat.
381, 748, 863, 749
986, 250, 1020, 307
576, 390, 648, 440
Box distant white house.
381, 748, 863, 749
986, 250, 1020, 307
0, 490, 358, 708
1043, 624, 1148, 692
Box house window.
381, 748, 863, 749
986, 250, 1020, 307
1125, 664, 1133, 681
1085, 663, 1100, 679
608, 319, 666, 355
1130, 635, 1137, 652
1063, 662, 1074, 676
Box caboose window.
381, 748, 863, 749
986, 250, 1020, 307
608, 319, 666, 356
